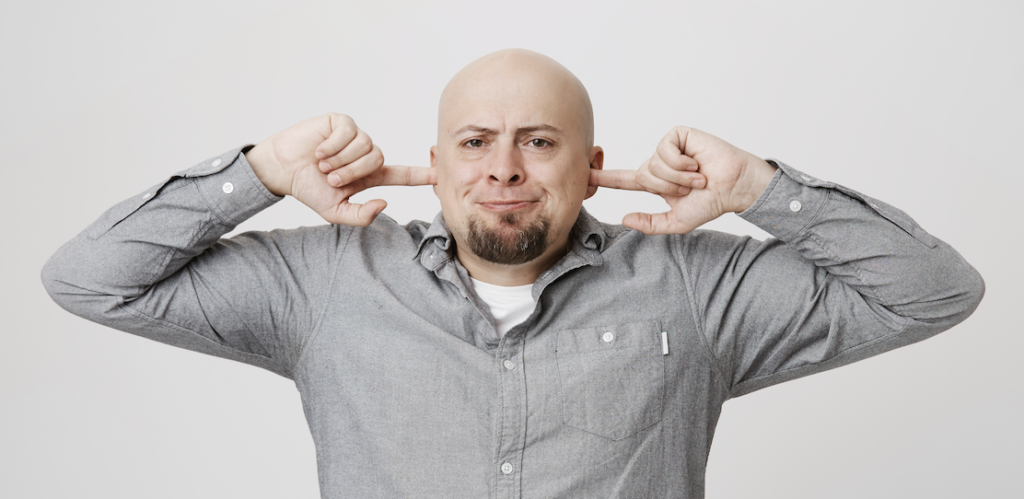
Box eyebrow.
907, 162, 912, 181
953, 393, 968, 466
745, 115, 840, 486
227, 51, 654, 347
451, 124, 562, 136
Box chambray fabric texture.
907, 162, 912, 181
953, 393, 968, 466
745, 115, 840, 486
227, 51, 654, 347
42, 147, 984, 498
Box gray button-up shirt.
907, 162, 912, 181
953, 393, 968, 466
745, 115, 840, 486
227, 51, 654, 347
42, 147, 984, 498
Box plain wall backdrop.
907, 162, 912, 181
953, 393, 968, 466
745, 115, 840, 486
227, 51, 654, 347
2, 0, 1020, 497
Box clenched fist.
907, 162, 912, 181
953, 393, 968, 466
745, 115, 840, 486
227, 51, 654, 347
245, 113, 435, 226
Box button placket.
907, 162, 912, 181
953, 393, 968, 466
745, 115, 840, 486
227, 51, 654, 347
495, 337, 525, 497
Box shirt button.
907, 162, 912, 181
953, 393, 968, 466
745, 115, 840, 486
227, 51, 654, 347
502, 359, 515, 370
789, 200, 802, 212
602, 332, 615, 343
222, 182, 234, 194
211, 158, 222, 167
500, 462, 514, 475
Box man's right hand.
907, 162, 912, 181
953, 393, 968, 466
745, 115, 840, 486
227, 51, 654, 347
245, 113, 436, 226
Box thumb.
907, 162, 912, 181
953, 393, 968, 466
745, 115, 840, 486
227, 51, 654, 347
323, 198, 387, 226
356, 199, 388, 225
622, 211, 696, 235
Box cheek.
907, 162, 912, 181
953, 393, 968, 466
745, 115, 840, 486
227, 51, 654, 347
558, 166, 590, 198
438, 159, 482, 186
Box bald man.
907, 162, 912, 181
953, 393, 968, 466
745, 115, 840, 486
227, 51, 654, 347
43, 50, 983, 498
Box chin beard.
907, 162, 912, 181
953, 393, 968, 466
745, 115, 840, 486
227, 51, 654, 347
466, 212, 550, 265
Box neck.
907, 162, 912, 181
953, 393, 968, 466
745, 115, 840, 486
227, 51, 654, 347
456, 239, 568, 286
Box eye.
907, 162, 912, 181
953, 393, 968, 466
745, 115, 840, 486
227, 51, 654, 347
529, 138, 550, 147
465, 139, 485, 148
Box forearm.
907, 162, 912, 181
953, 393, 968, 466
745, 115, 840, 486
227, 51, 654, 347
685, 160, 984, 396
38, 148, 307, 373
42, 147, 279, 303
739, 160, 984, 327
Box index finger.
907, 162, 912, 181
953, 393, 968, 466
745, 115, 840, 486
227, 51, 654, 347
376, 165, 437, 186
590, 169, 644, 191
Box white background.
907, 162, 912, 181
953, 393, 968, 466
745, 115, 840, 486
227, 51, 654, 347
2, 1, 1020, 497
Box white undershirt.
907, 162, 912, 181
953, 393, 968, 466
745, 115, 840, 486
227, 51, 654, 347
470, 278, 536, 337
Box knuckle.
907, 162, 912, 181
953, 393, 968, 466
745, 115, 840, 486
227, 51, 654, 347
635, 173, 654, 190
351, 135, 372, 154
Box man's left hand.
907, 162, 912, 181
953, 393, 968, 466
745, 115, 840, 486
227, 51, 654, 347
590, 126, 778, 234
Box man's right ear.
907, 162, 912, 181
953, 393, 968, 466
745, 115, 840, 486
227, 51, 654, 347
584, 146, 604, 199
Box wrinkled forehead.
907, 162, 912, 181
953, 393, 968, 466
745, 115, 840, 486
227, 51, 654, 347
437, 51, 593, 144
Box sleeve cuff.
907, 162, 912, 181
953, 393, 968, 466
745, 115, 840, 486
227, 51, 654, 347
739, 159, 939, 248
188, 146, 284, 226
738, 160, 830, 241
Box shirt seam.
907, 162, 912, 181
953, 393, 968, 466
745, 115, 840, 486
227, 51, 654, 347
730, 315, 910, 396
672, 234, 731, 390
292, 225, 356, 375
119, 296, 286, 376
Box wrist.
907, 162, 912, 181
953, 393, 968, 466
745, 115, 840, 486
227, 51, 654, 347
245, 142, 291, 197
730, 157, 778, 213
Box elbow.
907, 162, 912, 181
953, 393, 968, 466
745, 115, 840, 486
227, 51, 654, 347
41, 249, 80, 314
40, 244, 110, 320
893, 251, 985, 332
926, 257, 985, 330
957, 263, 985, 322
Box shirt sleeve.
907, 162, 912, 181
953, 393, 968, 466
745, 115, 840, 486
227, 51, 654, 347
41, 147, 348, 378
677, 160, 985, 398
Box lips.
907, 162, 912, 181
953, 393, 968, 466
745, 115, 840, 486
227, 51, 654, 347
478, 200, 538, 212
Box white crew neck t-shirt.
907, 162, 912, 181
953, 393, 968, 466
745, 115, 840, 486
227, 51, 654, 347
470, 278, 536, 337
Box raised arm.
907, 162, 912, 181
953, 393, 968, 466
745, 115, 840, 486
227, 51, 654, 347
592, 127, 984, 395
41, 114, 434, 377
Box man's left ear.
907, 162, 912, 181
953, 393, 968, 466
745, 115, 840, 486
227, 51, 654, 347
584, 146, 604, 199
430, 145, 440, 197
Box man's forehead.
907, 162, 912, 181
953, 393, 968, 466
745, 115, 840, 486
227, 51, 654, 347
437, 49, 594, 146
441, 85, 578, 135
450, 123, 564, 137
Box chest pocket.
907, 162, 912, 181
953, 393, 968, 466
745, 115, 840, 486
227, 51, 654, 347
555, 322, 665, 441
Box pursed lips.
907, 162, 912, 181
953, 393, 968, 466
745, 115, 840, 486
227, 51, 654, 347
476, 200, 539, 212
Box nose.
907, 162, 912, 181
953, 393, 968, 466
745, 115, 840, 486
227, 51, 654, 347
487, 142, 526, 186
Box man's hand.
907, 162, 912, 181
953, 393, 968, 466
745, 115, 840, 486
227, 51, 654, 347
590, 127, 777, 234
245, 113, 436, 226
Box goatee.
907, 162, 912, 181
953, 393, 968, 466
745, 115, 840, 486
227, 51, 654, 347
466, 212, 550, 265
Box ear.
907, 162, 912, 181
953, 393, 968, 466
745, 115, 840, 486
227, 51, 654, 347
430, 145, 440, 197
584, 146, 604, 199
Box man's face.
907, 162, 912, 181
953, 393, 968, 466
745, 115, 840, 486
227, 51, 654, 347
431, 52, 601, 267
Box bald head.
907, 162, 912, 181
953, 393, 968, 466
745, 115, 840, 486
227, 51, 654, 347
437, 49, 594, 150
429, 49, 604, 285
